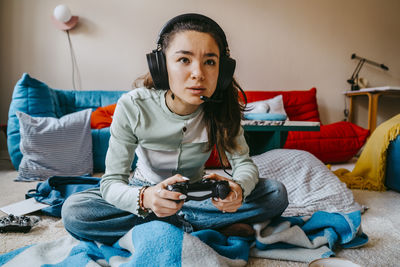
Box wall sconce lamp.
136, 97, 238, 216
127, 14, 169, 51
51, 4, 81, 90
347, 53, 389, 91
51, 4, 79, 31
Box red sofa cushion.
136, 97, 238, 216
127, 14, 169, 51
204, 145, 223, 168
284, 121, 370, 163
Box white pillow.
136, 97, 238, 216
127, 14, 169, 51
16, 109, 93, 181
245, 95, 287, 117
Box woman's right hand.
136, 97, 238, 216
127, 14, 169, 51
142, 175, 188, 217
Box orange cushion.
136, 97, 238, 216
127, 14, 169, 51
91, 103, 117, 129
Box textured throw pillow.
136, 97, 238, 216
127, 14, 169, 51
16, 109, 93, 181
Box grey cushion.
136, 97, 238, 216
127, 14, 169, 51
16, 109, 93, 181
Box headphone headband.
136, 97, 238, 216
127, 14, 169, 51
156, 13, 230, 57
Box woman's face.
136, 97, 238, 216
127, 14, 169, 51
165, 30, 220, 114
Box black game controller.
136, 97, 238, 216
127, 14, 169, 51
0, 214, 40, 233
167, 178, 231, 202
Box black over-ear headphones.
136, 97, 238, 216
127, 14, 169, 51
146, 13, 236, 92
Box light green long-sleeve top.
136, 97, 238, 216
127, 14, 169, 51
100, 88, 259, 216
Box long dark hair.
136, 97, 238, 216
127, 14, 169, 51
134, 20, 246, 166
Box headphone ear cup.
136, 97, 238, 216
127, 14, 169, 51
218, 57, 236, 91
146, 51, 170, 89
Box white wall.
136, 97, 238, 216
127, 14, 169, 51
1, 0, 400, 131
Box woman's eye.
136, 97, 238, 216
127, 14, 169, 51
179, 57, 190, 64
205, 59, 216, 66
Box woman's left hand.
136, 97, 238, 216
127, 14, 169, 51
203, 173, 243, 213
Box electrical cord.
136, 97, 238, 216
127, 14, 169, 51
216, 142, 233, 177
66, 30, 81, 90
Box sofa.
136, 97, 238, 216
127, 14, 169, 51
7, 73, 126, 172
8, 73, 370, 175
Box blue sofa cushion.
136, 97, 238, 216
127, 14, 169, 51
385, 134, 400, 192
8, 73, 128, 172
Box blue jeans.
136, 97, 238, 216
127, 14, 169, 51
62, 178, 288, 245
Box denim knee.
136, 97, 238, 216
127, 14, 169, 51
249, 178, 289, 217
61, 193, 86, 234
269, 179, 289, 216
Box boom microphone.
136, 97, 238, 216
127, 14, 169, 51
200, 95, 223, 103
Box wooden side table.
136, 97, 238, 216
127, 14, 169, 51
243, 121, 320, 156
344, 87, 400, 133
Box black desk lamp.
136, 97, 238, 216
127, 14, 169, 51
347, 53, 389, 91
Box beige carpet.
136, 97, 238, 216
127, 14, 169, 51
1, 156, 400, 267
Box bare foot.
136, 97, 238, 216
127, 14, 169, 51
218, 223, 255, 237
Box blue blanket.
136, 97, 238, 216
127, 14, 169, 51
251, 210, 368, 262
0, 211, 367, 266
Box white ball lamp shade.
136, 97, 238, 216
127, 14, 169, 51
54, 5, 71, 22
52, 4, 79, 30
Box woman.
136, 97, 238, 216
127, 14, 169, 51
62, 13, 288, 245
